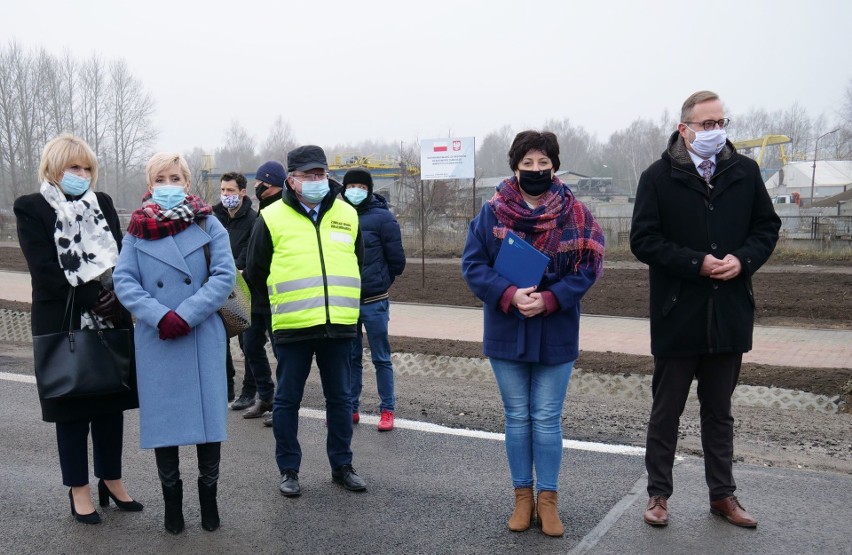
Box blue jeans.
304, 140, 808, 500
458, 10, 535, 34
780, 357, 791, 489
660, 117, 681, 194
490, 358, 574, 492
273, 338, 353, 473
240, 312, 275, 401
349, 299, 395, 412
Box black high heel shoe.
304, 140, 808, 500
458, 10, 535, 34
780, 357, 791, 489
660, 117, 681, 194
69, 489, 101, 524
98, 479, 144, 511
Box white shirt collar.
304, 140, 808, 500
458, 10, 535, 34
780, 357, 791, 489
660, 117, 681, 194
687, 149, 716, 172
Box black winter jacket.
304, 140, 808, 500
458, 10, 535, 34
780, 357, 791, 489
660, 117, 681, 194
213, 196, 257, 270
630, 132, 781, 357
14, 191, 139, 422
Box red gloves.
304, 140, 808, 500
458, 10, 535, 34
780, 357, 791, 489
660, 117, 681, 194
158, 310, 190, 340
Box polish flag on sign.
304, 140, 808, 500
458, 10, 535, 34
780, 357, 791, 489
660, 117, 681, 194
433, 143, 448, 152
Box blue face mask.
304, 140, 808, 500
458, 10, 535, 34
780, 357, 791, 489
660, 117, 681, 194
60, 172, 91, 196
151, 185, 187, 210
300, 178, 330, 204
344, 187, 368, 205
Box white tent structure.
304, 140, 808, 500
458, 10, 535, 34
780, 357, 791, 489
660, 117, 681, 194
765, 161, 852, 202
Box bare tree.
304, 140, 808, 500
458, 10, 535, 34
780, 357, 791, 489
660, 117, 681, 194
108, 59, 157, 204
602, 116, 669, 195
542, 118, 602, 176
79, 54, 109, 161
259, 116, 297, 165
398, 141, 457, 243
0, 42, 24, 202
476, 125, 514, 177
215, 120, 257, 172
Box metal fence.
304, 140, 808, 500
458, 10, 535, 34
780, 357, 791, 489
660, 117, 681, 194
396, 215, 852, 256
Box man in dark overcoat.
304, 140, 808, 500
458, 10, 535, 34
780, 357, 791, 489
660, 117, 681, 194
630, 90, 781, 529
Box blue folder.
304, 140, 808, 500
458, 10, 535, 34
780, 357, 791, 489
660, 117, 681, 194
493, 230, 549, 288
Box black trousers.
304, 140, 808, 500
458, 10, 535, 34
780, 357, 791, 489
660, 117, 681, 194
154, 442, 221, 487
240, 312, 276, 401
645, 353, 742, 501
56, 412, 124, 487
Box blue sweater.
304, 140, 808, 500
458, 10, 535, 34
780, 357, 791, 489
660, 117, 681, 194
461, 203, 599, 364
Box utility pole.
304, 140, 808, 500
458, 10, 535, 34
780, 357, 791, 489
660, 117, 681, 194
810, 129, 839, 206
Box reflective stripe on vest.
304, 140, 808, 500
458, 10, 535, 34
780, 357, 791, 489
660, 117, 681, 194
261, 200, 360, 330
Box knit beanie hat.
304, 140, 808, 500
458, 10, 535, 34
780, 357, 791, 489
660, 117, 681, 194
255, 161, 287, 188
342, 168, 374, 195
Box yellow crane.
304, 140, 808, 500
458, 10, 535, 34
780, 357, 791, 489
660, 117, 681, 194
732, 135, 792, 167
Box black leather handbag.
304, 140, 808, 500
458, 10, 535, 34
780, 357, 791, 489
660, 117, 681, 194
32, 288, 132, 400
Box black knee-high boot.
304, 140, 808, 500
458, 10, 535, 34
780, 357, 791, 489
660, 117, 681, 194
198, 478, 219, 531
162, 480, 184, 534
197, 442, 221, 532
155, 446, 184, 534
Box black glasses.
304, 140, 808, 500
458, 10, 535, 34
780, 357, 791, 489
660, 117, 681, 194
684, 118, 730, 131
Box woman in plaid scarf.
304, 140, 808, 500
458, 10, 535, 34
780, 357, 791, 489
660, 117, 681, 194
462, 131, 605, 537
114, 153, 235, 534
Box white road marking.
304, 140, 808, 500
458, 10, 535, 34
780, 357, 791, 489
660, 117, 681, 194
0, 374, 645, 457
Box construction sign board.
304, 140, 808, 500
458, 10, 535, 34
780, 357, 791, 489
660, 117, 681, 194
420, 137, 475, 180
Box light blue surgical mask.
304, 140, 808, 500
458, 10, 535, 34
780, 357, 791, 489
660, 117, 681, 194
344, 188, 368, 205
60, 172, 91, 196
300, 178, 330, 204
151, 185, 187, 210
221, 193, 241, 209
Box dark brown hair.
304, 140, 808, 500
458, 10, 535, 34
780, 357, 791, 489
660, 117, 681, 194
221, 171, 247, 190
507, 131, 561, 172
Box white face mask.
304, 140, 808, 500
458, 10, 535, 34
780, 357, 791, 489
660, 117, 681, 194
687, 126, 727, 158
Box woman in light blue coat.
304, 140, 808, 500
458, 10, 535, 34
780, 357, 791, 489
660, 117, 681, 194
114, 152, 235, 534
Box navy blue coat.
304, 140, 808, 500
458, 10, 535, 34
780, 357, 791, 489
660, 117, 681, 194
349, 194, 405, 300
462, 194, 600, 364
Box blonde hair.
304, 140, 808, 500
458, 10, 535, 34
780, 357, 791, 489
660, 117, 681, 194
681, 90, 720, 122
38, 134, 99, 188
145, 152, 192, 187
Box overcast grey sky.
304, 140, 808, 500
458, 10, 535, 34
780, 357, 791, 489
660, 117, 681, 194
5, 0, 851, 153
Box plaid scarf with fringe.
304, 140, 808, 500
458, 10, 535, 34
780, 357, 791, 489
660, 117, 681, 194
488, 176, 605, 278
127, 194, 213, 240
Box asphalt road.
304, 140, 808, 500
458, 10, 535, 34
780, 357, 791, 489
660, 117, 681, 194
1, 361, 850, 554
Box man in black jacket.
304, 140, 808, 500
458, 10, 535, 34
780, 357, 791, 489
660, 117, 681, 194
630, 91, 781, 529
214, 171, 274, 414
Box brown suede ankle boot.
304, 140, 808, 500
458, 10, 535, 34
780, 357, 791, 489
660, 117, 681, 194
507, 487, 535, 532
536, 490, 564, 537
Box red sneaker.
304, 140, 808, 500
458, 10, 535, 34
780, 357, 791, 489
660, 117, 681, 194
352, 412, 360, 424
377, 410, 394, 431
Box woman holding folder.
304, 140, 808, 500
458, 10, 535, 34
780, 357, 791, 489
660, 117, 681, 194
462, 130, 605, 537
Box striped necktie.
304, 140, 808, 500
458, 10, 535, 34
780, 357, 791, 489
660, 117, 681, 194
698, 160, 714, 188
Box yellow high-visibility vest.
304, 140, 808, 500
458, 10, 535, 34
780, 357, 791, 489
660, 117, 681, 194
262, 199, 360, 330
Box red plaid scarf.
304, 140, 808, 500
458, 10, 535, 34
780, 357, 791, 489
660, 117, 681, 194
127, 194, 213, 240
489, 176, 605, 277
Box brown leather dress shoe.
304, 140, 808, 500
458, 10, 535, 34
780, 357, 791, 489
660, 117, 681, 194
710, 496, 757, 528
243, 399, 273, 419
643, 496, 669, 526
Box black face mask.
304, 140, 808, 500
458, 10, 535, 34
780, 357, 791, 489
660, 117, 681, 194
255, 184, 269, 200
517, 170, 552, 197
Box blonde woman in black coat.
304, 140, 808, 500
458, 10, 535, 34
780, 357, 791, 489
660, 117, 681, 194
14, 134, 142, 524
